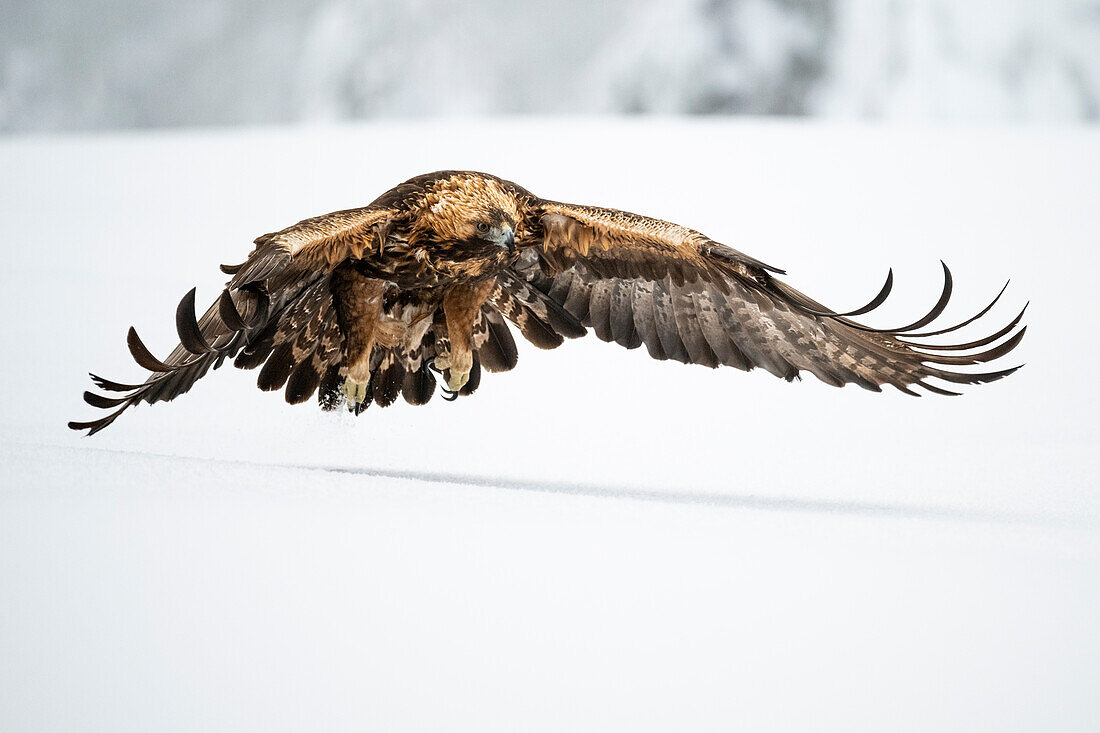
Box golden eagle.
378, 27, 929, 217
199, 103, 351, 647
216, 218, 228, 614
70, 170, 1025, 434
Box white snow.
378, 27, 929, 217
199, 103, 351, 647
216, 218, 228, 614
1, 119, 1099, 731
816, 0, 1100, 122
4, 0, 1100, 131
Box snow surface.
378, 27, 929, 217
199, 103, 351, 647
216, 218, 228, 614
1, 119, 1099, 731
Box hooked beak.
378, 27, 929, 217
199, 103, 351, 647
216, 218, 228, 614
502, 226, 515, 252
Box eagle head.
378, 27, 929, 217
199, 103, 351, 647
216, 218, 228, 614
416, 173, 522, 257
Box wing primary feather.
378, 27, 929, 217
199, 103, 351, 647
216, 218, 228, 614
218, 289, 250, 331
175, 287, 214, 354
906, 282, 1012, 338
900, 305, 1026, 351
68, 403, 133, 436
925, 365, 1022, 385
915, 380, 962, 396
832, 261, 954, 334
912, 327, 1026, 366
127, 327, 178, 372
83, 391, 130, 409
795, 269, 894, 318
89, 373, 144, 392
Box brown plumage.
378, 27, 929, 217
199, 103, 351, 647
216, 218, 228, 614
70, 170, 1026, 435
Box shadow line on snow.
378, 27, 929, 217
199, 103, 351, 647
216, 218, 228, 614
62, 443, 1090, 529
309, 462, 1083, 527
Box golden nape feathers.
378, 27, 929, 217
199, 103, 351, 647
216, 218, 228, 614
71, 170, 1025, 435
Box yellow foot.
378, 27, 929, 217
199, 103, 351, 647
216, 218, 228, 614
446, 367, 470, 393
341, 377, 369, 412
432, 352, 470, 394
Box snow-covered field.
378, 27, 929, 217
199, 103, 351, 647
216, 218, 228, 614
2, 119, 1099, 731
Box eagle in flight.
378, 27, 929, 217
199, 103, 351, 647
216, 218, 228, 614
70, 170, 1025, 435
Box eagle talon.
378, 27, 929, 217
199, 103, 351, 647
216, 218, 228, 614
428, 358, 459, 400
445, 368, 470, 393
427, 356, 446, 375
341, 377, 369, 412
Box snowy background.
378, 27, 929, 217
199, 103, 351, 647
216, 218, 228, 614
2, 2, 1100, 732
3, 0, 1100, 131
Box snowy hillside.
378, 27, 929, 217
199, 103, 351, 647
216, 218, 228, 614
1, 119, 1099, 731
3, 0, 1100, 131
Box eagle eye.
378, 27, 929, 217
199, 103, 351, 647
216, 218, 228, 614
476, 222, 490, 234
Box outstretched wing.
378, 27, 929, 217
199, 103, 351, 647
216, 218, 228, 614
69, 206, 396, 435
513, 200, 1025, 394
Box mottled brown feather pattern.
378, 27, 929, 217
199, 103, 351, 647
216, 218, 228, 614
71, 170, 1024, 434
